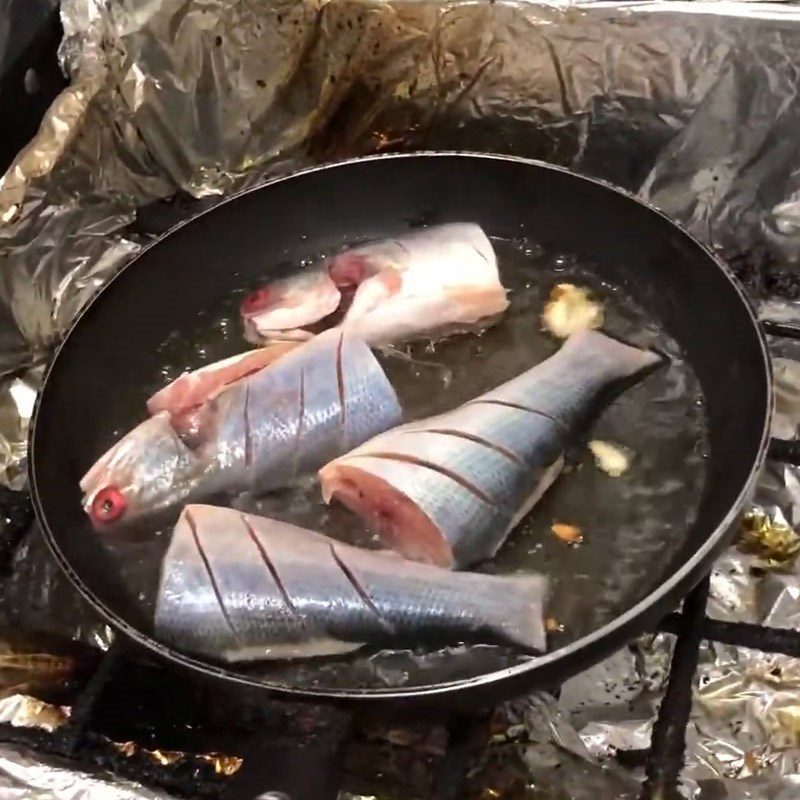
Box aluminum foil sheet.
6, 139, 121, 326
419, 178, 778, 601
0, 629, 101, 700
4, 0, 800, 481
0, 740, 178, 800
0, 745, 291, 800
0, 692, 252, 800
0, 692, 166, 800
4, 1, 800, 799
0, 694, 68, 731
440, 299, 800, 799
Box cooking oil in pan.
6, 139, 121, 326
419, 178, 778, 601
109, 238, 708, 690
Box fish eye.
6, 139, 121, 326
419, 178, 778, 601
90, 486, 128, 524
240, 288, 271, 316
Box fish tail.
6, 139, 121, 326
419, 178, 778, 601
564, 329, 662, 378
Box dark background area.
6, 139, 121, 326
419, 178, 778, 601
0, 0, 66, 172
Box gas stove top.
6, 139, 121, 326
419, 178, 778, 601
4, 4, 800, 799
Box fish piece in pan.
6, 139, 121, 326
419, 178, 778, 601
81, 329, 402, 530
146, 341, 298, 425
155, 504, 548, 661
240, 223, 509, 346
319, 330, 662, 569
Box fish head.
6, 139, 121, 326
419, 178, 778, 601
240, 270, 341, 337
80, 412, 203, 531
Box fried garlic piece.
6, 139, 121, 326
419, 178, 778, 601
542, 283, 604, 339
588, 439, 631, 477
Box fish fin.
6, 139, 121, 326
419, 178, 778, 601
243, 319, 312, 345
343, 270, 403, 322
442, 284, 510, 320
240, 271, 341, 332
216, 638, 365, 662
377, 345, 455, 384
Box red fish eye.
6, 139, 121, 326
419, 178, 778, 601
91, 486, 128, 524
240, 288, 272, 316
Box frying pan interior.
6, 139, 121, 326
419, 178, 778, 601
30, 154, 770, 703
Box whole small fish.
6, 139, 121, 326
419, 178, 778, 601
240, 223, 509, 346
155, 504, 548, 661
82, 330, 402, 530
319, 330, 661, 569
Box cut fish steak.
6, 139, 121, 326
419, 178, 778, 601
319, 330, 662, 568
240, 223, 509, 346
155, 504, 548, 661
81, 329, 402, 530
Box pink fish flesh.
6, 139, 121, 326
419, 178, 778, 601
147, 341, 299, 423
319, 330, 662, 569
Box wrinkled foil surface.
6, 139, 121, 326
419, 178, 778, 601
4, 0, 800, 469
4, 1, 800, 799
0, 741, 175, 800
0, 693, 170, 800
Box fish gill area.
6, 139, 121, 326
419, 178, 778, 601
102, 237, 709, 690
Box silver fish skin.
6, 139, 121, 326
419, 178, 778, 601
319, 330, 662, 569
155, 504, 548, 661
203, 328, 401, 492
471, 328, 658, 431
81, 329, 402, 530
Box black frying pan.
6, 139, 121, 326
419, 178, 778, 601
29, 153, 772, 712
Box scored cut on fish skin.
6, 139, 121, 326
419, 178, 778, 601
146, 341, 300, 420
471, 328, 661, 430
201, 328, 403, 490
81, 329, 402, 530
154, 504, 548, 661
319, 329, 662, 569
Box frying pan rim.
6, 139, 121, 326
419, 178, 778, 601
29, 151, 773, 701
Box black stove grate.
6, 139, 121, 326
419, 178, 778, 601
4, 548, 800, 800
641, 580, 800, 800
3, 25, 800, 787
637, 318, 800, 800
0, 321, 797, 800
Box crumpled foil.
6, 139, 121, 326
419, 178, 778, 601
0, 694, 68, 732
0, 742, 176, 800
5, 1, 800, 799
0, 692, 170, 800
0, 692, 252, 799
5, 0, 800, 482
0, 628, 101, 700
442, 298, 800, 800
